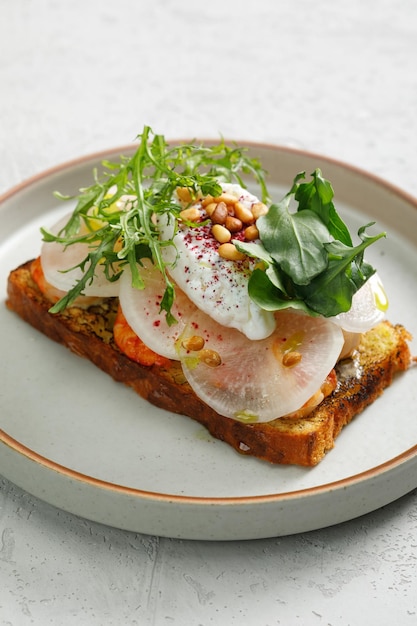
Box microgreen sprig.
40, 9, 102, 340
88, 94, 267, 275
42, 125, 268, 321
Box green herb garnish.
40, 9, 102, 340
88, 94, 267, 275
42, 125, 268, 320
43, 129, 384, 324
235, 169, 386, 318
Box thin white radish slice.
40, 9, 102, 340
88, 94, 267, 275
178, 308, 344, 422
41, 214, 120, 297
119, 260, 198, 360
332, 273, 387, 333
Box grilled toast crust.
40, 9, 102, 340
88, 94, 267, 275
6, 261, 413, 466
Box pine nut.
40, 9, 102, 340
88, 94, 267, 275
244, 224, 259, 241
214, 193, 238, 205
212, 223, 232, 243
234, 201, 255, 225
201, 194, 214, 207
225, 215, 243, 233
204, 202, 217, 217
176, 187, 192, 203
251, 202, 268, 219
218, 242, 246, 261
211, 201, 228, 224
179, 206, 201, 222
182, 335, 205, 351
282, 351, 302, 368
200, 348, 222, 367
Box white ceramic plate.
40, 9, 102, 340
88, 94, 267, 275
1, 143, 416, 541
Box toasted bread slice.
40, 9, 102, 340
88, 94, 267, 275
6, 260, 413, 466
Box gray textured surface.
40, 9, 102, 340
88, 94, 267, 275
1, 1, 417, 624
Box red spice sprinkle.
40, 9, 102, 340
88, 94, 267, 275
153, 320, 161, 327
233, 231, 246, 242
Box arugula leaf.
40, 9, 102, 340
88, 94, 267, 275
44, 126, 268, 321
296, 229, 384, 316
236, 169, 386, 318
234, 240, 290, 294
47, 229, 123, 314
247, 268, 314, 315
293, 169, 353, 246
44, 137, 385, 324
256, 198, 331, 285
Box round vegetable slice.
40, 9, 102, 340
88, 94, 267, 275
119, 261, 197, 360
177, 308, 344, 422
332, 273, 387, 333
41, 214, 120, 297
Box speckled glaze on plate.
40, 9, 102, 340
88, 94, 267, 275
0, 142, 416, 540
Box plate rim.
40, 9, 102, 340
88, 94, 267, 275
1, 426, 417, 504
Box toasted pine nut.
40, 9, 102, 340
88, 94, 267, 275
211, 201, 228, 224
212, 224, 232, 243
204, 202, 217, 217
114, 237, 123, 253
182, 335, 205, 351
218, 242, 246, 261
201, 194, 214, 207
200, 348, 222, 367
214, 193, 238, 205
244, 224, 259, 241
225, 215, 243, 233
179, 206, 201, 222
176, 187, 193, 203
251, 202, 268, 219
234, 201, 255, 224
282, 351, 302, 368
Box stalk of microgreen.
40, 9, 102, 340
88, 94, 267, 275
41, 126, 269, 322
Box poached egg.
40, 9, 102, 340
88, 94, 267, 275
40, 182, 388, 422
159, 183, 276, 340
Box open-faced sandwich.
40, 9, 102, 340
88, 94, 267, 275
6, 127, 413, 466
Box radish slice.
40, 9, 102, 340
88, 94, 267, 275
177, 308, 344, 422
119, 261, 198, 360
332, 273, 387, 333
41, 214, 120, 297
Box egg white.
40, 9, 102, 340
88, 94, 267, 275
159, 183, 276, 341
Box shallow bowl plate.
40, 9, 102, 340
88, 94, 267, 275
0, 142, 416, 540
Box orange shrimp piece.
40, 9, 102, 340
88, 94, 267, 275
285, 370, 337, 419
30, 256, 100, 308
113, 305, 170, 368
31, 256, 63, 303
